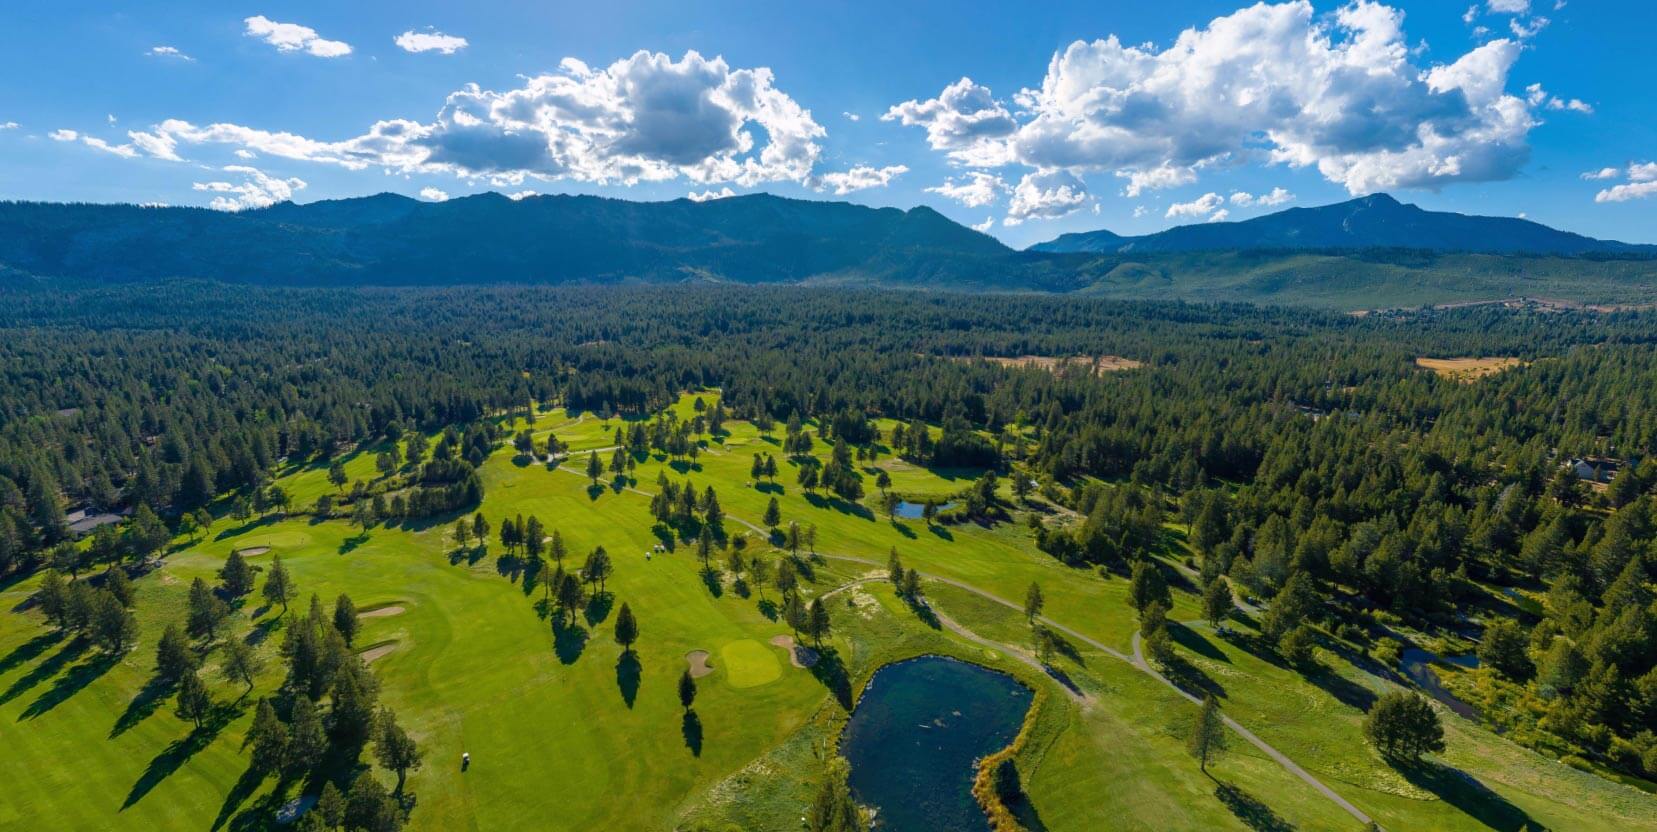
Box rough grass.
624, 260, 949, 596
1415, 356, 1525, 381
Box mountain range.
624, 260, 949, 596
0, 191, 1652, 308
1030, 193, 1657, 256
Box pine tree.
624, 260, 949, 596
263, 554, 296, 614
1187, 694, 1227, 773
614, 602, 639, 654
220, 637, 262, 695
1024, 582, 1045, 623
247, 698, 289, 774
175, 670, 212, 728
155, 623, 198, 684
375, 707, 423, 794
334, 594, 359, 646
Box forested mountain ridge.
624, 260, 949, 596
1, 192, 1655, 307
1030, 193, 1657, 256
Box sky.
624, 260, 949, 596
0, 0, 1653, 248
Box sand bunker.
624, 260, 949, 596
359, 604, 406, 619
768, 635, 818, 669
235, 546, 271, 557
686, 650, 714, 678
359, 641, 399, 664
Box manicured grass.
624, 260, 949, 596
3, 391, 1654, 831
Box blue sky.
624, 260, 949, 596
1, 0, 1652, 247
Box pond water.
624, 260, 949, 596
1399, 648, 1481, 721
840, 656, 1031, 832
893, 500, 958, 520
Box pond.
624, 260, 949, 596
840, 656, 1031, 832
893, 500, 958, 520
1399, 648, 1481, 721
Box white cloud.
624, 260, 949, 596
419, 186, 450, 201
395, 30, 468, 55
1591, 162, 1657, 202
145, 50, 823, 189
1580, 167, 1619, 180
506, 190, 538, 200
1004, 169, 1088, 225
925, 172, 1006, 207
244, 15, 352, 58
1116, 163, 1198, 197
234, 149, 256, 159
1524, 83, 1591, 114
1207, 208, 1231, 222
1509, 15, 1549, 39
49, 129, 78, 142
127, 129, 182, 161
106, 114, 116, 125
971, 217, 995, 233
1167, 192, 1225, 219
1132, 205, 1149, 218
82, 137, 138, 158
817, 164, 908, 195
883, 77, 1017, 166
1463, 5, 1480, 24
688, 187, 736, 202
148, 45, 194, 61
1229, 187, 1295, 207
687, 187, 739, 203
1487, 0, 1529, 12
0, 121, 17, 130
842, 112, 861, 122
890, 1, 1549, 197
193, 165, 306, 210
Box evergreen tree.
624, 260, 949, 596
1364, 691, 1444, 763
186, 577, 230, 641
175, 670, 212, 729
375, 707, 423, 794
247, 698, 289, 774
1187, 694, 1228, 773
219, 551, 255, 597
155, 623, 198, 684
263, 554, 296, 614
613, 602, 639, 654
1024, 582, 1045, 623
334, 594, 360, 646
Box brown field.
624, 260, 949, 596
1416, 356, 1524, 381
955, 354, 1144, 374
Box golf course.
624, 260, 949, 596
3, 391, 1655, 831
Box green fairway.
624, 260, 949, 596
3, 390, 1655, 831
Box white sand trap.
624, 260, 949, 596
236, 546, 271, 557
359, 641, 399, 664
686, 649, 714, 678
768, 635, 818, 668
359, 604, 406, 619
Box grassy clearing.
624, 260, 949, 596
1414, 356, 1525, 381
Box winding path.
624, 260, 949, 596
546, 461, 1377, 828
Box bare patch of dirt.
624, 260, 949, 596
768, 635, 818, 668
686, 649, 714, 678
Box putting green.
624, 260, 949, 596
719, 639, 781, 688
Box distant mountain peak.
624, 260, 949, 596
1030, 193, 1652, 256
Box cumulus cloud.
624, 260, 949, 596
49, 129, 78, 141
687, 186, 736, 202
883, 77, 1017, 166
395, 29, 468, 55
244, 15, 352, 58
1229, 187, 1295, 207
971, 217, 995, 233
1593, 162, 1657, 202
817, 164, 908, 194
1207, 208, 1231, 222
193, 165, 306, 210
506, 190, 538, 200
1581, 167, 1619, 180
925, 172, 1007, 207
419, 186, 450, 201
82, 137, 139, 158
1167, 192, 1225, 219
842, 112, 860, 122
0, 121, 18, 130
148, 45, 194, 61
1004, 169, 1088, 225
889, 1, 1557, 202
143, 50, 823, 189
1487, 0, 1529, 12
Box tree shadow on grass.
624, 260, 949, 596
1306, 666, 1378, 712
681, 709, 703, 756
1397, 761, 1538, 831
246, 616, 283, 648
890, 520, 917, 539
1170, 622, 1229, 663
809, 647, 854, 710
21, 648, 119, 720
123, 700, 245, 810
928, 524, 955, 542
112, 674, 177, 738
616, 651, 641, 709
700, 567, 724, 598
337, 533, 369, 555
583, 593, 613, 627
211, 762, 269, 831
1214, 783, 1296, 832
0, 635, 86, 706
213, 514, 282, 541
0, 629, 63, 676
1161, 655, 1226, 701
757, 599, 779, 621
553, 620, 588, 665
